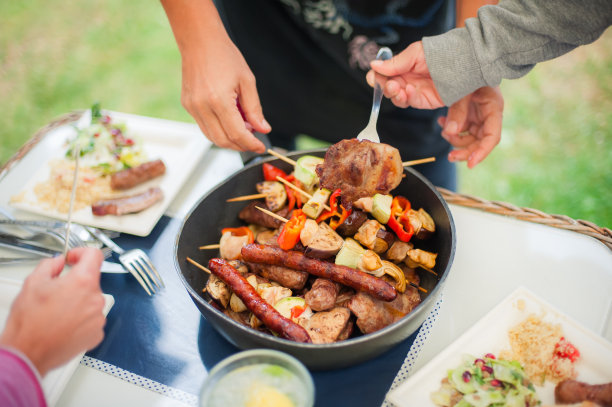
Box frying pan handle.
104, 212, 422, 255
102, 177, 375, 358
239, 132, 273, 166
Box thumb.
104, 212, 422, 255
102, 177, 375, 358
443, 96, 471, 137
67, 247, 103, 277
238, 78, 271, 135
33, 256, 66, 279
370, 41, 427, 77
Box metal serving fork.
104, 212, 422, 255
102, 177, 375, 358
357, 47, 393, 143
86, 227, 164, 295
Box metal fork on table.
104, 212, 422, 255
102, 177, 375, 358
86, 227, 164, 295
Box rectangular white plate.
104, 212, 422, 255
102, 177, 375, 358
0, 277, 114, 407
386, 286, 612, 407
10, 111, 210, 236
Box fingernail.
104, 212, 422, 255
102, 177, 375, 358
444, 121, 457, 135
366, 71, 374, 86
370, 60, 383, 67
468, 153, 477, 168
261, 119, 271, 132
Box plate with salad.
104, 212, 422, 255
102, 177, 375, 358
10, 104, 210, 236
385, 286, 612, 407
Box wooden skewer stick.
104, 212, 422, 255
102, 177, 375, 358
420, 266, 438, 276
403, 157, 436, 167
255, 206, 288, 223
226, 193, 267, 202
186, 257, 212, 274
275, 176, 332, 212
267, 149, 297, 166
199, 244, 221, 250
411, 283, 427, 293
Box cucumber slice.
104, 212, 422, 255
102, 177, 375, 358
371, 194, 392, 224
302, 188, 331, 219
294, 155, 324, 189
335, 238, 365, 269
274, 296, 306, 319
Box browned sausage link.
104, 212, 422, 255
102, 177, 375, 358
111, 159, 166, 190
92, 187, 163, 216
208, 258, 312, 343
241, 244, 397, 302
555, 379, 612, 406
246, 262, 308, 290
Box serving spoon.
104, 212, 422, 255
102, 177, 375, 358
357, 46, 393, 143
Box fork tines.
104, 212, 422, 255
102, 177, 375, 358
120, 249, 165, 296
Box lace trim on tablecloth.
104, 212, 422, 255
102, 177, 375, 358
381, 294, 444, 407
80, 356, 198, 406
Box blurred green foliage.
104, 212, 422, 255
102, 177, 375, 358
1, 1, 610, 227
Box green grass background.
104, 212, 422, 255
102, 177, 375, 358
1, 1, 610, 228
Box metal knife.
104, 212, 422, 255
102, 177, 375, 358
0, 234, 59, 257
0, 219, 67, 229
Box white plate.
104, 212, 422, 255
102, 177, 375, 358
10, 111, 210, 236
0, 277, 114, 407
386, 286, 612, 407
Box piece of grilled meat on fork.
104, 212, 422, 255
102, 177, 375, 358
315, 139, 403, 208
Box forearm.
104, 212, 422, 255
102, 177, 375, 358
0, 347, 46, 407
160, 0, 229, 57
424, 0, 612, 105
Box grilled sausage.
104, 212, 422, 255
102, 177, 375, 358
91, 187, 163, 216
555, 379, 612, 406
305, 278, 339, 311
110, 159, 166, 190
238, 201, 291, 229
246, 262, 308, 290
241, 244, 397, 302
208, 258, 311, 343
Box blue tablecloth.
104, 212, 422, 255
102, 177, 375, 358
88, 216, 418, 406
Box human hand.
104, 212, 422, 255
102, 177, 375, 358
439, 86, 504, 168
366, 41, 444, 110
367, 41, 504, 167
180, 35, 271, 153
0, 248, 106, 376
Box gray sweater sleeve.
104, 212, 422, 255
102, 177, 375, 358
422, 0, 612, 105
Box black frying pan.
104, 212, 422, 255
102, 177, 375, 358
174, 149, 455, 370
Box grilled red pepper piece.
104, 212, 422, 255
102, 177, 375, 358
221, 226, 254, 244
316, 189, 352, 230
262, 163, 288, 182
388, 196, 414, 242
277, 209, 306, 250
290, 305, 306, 319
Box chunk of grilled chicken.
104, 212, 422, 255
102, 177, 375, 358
315, 139, 403, 208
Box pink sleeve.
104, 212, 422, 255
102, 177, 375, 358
0, 347, 47, 407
